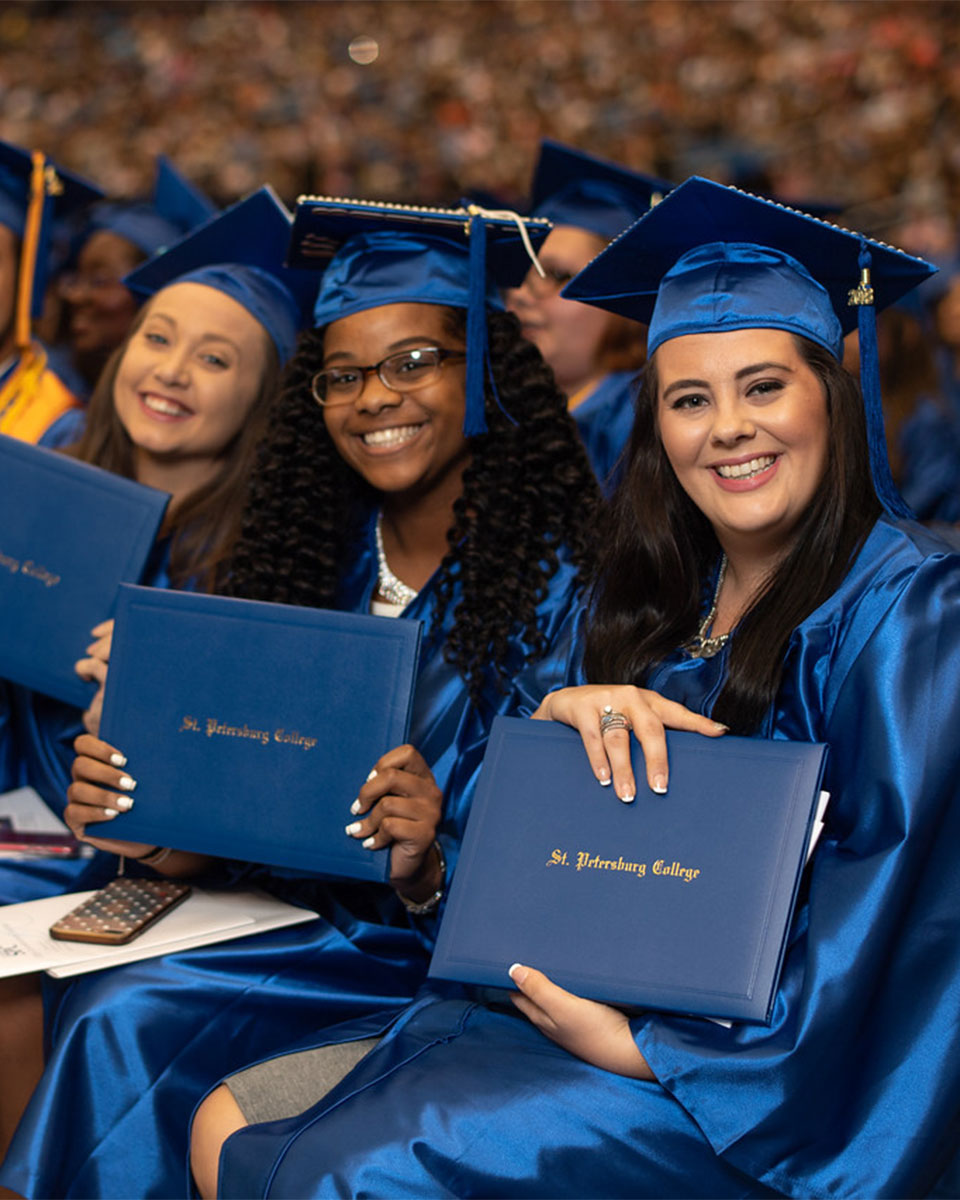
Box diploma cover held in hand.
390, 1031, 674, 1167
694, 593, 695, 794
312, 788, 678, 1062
429, 716, 828, 1023
0, 435, 169, 706
101, 585, 422, 881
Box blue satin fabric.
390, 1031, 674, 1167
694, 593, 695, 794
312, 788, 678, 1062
570, 371, 637, 496
898, 374, 960, 524
216, 517, 960, 1199
0, 513, 585, 1199
0, 542, 176, 904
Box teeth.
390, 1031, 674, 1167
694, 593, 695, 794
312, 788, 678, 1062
362, 425, 422, 447
143, 395, 188, 416
716, 455, 775, 479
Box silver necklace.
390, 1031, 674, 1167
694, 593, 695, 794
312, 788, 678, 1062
375, 514, 419, 608
684, 556, 729, 659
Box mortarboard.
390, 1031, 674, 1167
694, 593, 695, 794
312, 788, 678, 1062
124, 186, 317, 364
88, 155, 216, 259
288, 198, 552, 435
563, 176, 935, 518
0, 139, 103, 347
530, 140, 673, 242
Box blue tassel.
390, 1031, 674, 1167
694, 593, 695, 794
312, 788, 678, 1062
855, 242, 912, 519
463, 213, 489, 437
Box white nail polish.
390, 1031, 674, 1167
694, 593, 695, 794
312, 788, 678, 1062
109, 752, 127, 768
350, 799, 362, 816
102, 808, 118, 819
366, 768, 378, 782
345, 821, 362, 836
115, 795, 134, 812
652, 784, 668, 795
118, 775, 136, 791
362, 836, 376, 849
598, 776, 612, 787
619, 791, 635, 804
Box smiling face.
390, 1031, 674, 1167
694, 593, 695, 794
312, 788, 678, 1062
113, 281, 269, 472
64, 230, 142, 357
656, 328, 830, 561
505, 225, 613, 396
320, 302, 470, 504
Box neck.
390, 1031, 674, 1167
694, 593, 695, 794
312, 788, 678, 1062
133, 449, 222, 510
379, 467, 465, 593
711, 539, 789, 637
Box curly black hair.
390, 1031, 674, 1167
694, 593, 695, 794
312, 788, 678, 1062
222, 307, 603, 707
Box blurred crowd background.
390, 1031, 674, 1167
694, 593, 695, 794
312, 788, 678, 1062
0, 0, 958, 258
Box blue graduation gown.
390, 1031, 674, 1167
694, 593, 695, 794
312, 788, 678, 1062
215, 517, 960, 1200
0, 542, 176, 904
570, 371, 636, 496
0, 517, 585, 1200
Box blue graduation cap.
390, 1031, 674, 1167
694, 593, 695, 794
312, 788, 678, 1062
0, 139, 103, 346
563, 175, 936, 518
288, 197, 552, 435
124, 186, 317, 364
88, 155, 216, 259
530, 140, 673, 242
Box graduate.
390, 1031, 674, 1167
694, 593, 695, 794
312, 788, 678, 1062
0, 201, 602, 1198
0, 186, 313, 908
195, 179, 960, 1200
0, 139, 102, 445
53, 155, 217, 410
506, 139, 670, 489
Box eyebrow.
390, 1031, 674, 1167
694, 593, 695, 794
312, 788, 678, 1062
324, 335, 452, 364
661, 361, 794, 399
145, 311, 241, 353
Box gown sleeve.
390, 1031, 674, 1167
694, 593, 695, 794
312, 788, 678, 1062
632, 548, 960, 1198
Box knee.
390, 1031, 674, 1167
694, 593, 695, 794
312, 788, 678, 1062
189, 1084, 248, 1200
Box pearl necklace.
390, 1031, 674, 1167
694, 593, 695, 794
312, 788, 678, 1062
375, 514, 419, 608
684, 556, 729, 659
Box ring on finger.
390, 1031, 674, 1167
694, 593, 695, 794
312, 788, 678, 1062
599, 709, 632, 735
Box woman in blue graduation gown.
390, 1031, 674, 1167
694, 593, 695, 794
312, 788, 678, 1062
506, 140, 665, 491
0, 188, 302, 908
202, 180, 959, 1200
0, 203, 601, 1198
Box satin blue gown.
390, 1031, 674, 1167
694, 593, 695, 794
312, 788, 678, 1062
0, 514, 586, 1199
0, 543, 176, 904
570, 371, 636, 495
214, 517, 960, 1200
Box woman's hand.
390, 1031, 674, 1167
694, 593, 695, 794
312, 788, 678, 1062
65, 732, 155, 858
345, 744, 444, 904
508, 963, 655, 1080
533, 685, 727, 801
74, 619, 113, 738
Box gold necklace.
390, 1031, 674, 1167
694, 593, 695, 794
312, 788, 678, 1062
684, 556, 729, 660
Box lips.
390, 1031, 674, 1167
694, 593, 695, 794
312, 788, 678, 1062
713, 454, 777, 480
359, 423, 424, 449
140, 392, 193, 419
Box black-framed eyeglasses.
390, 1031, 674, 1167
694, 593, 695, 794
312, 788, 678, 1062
311, 346, 467, 407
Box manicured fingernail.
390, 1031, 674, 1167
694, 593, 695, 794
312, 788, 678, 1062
619, 788, 635, 803
652, 774, 668, 794
350, 798, 362, 815
345, 821, 362, 836
109, 752, 127, 768
713, 722, 729, 732
114, 795, 134, 812
508, 962, 527, 984
597, 767, 611, 786
366, 768, 378, 781
362, 836, 376, 849
118, 775, 136, 791
101, 807, 118, 819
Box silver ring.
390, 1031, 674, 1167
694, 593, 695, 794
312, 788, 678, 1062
599, 710, 632, 735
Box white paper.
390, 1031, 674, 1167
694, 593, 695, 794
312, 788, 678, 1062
0, 785, 71, 833
0, 888, 316, 979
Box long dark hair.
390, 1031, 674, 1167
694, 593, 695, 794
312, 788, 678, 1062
222, 307, 602, 706
583, 334, 881, 733
65, 300, 280, 592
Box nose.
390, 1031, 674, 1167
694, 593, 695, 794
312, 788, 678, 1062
354, 367, 402, 413
153, 349, 190, 388
709, 395, 756, 446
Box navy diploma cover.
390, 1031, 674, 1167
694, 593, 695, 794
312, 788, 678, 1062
0, 435, 169, 706
101, 585, 421, 881
429, 716, 828, 1022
